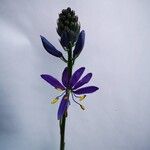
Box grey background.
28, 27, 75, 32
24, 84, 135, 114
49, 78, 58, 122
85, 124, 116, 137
0, 0, 150, 150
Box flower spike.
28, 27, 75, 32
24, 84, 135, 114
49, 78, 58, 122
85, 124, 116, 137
40, 7, 99, 150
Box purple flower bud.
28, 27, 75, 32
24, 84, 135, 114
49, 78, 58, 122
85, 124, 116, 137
57, 8, 80, 46
40, 35, 63, 58
73, 30, 85, 59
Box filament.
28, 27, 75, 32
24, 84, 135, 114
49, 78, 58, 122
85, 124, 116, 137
56, 91, 66, 99
71, 93, 85, 110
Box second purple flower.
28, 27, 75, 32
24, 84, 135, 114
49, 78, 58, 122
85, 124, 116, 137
41, 67, 99, 120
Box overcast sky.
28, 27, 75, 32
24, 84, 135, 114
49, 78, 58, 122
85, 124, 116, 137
0, 0, 150, 150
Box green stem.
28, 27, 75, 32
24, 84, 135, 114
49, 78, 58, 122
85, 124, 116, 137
60, 114, 66, 150
59, 44, 73, 150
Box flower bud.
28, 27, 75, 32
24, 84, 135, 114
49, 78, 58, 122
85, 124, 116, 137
57, 7, 80, 48
73, 30, 85, 59
40, 35, 63, 58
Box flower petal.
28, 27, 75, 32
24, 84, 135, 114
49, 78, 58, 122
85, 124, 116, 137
73, 86, 99, 95
70, 67, 85, 87
40, 35, 63, 58
62, 67, 69, 88
57, 95, 69, 120
73, 73, 92, 90
41, 74, 65, 90
73, 30, 85, 59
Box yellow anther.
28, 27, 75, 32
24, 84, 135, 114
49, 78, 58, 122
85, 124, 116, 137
79, 95, 86, 101
56, 88, 63, 92
51, 98, 59, 104
80, 105, 85, 110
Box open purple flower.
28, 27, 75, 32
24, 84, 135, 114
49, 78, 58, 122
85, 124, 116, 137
41, 67, 99, 120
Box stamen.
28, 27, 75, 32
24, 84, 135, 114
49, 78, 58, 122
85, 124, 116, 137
80, 105, 85, 110
57, 91, 66, 98
79, 95, 86, 101
73, 93, 86, 101
51, 91, 66, 104
51, 98, 59, 104
71, 93, 86, 110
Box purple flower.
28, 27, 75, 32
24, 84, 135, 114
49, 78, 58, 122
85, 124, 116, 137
41, 67, 99, 120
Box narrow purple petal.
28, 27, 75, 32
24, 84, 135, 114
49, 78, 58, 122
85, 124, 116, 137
62, 67, 69, 88
70, 67, 85, 87
41, 74, 65, 90
57, 95, 69, 120
73, 73, 92, 90
40, 35, 63, 58
73, 30, 85, 59
73, 86, 99, 95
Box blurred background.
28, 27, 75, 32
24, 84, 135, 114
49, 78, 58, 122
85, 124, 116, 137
0, 0, 150, 149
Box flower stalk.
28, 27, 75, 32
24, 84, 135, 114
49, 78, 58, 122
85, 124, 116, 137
40, 7, 99, 150
59, 44, 73, 150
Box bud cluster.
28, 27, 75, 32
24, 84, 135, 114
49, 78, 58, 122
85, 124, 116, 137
57, 7, 80, 47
